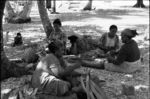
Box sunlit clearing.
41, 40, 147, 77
124, 74, 133, 78
9, 96, 17, 99
1, 88, 11, 94
134, 84, 149, 90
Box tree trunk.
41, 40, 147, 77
133, 0, 145, 8
83, 0, 93, 10
46, 0, 52, 9
0, 0, 6, 52
5, 1, 32, 24
0, 0, 7, 80
37, 0, 53, 38
51, 0, 56, 13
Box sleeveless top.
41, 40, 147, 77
105, 34, 116, 47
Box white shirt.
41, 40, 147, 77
105, 34, 116, 47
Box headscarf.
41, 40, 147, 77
68, 35, 78, 43
121, 28, 138, 38
47, 40, 63, 53
53, 19, 62, 26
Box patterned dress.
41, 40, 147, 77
31, 54, 70, 96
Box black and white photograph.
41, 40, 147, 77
0, 0, 149, 99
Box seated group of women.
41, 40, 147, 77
67, 24, 140, 73
31, 19, 86, 98
31, 18, 141, 98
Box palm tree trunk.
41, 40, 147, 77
46, 0, 52, 9
133, 0, 145, 8
52, 0, 56, 13
37, 0, 53, 38
0, 0, 6, 52
83, 0, 93, 10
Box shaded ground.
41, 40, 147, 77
1, 1, 149, 99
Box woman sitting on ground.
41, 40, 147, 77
31, 41, 84, 97
80, 28, 141, 73
67, 35, 101, 59
48, 18, 67, 54
99, 25, 120, 54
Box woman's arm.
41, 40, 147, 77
114, 35, 120, 50
58, 62, 81, 77
58, 57, 82, 77
107, 45, 127, 65
60, 32, 67, 42
59, 57, 67, 68
81, 60, 105, 69
99, 33, 107, 50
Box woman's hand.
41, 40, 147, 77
106, 49, 118, 58
67, 56, 82, 63
107, 56, 114, 63
74, 61, 82, 68
110, 50, 116, 54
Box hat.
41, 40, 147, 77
48, 40, 63, 53
68, 35, 78, 43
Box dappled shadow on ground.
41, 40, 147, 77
128, 24, 148, 33
53, 8, 146, 22
3, 19, 43, 32
64, 25, 104, 37
3, 6, 148, 32
94, 8, 146, 17
121, 5, 150, 9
